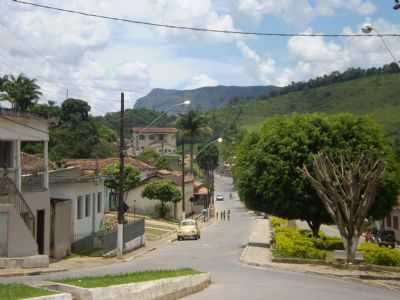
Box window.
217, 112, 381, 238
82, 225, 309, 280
0, 141, 13, 168
394, 216, 399, 230
139, 135, 145, 140
77, 196, 83, 220
97, 192, 102, 213
149, 135, 155, 140
386, 215, 392, 227
158, 135, 163, 141
85, 195, 91, 217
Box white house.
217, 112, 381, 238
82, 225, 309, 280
0, 110, 51, 263
49, 167, 107, 242
129, 127, 178, 156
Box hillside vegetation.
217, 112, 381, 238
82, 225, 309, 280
208, 74, 400, 134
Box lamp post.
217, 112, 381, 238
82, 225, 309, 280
195, 138, 223, 212
361, 24, 400, 67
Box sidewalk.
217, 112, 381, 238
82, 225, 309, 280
0, 216, 214, 278
239, 216, 400, 292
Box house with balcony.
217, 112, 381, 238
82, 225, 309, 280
129, 127, 178, 156
0, 110, 51, 266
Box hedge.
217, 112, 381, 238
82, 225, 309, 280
358, 243, 400, 267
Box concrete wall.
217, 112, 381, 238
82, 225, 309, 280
0, 204, 38, 257
125, 180, 194, 220
52, 200, 72, 259
0, 115, 49, 141
24, 190, 51, 255
50, 180, 106, 239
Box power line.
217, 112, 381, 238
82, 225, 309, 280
12, 0, 400, 38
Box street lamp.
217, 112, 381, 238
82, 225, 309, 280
196, 137, 224, 158
361, 24, 400, 67
142, 100, 191, 130
195, 137, 224, 212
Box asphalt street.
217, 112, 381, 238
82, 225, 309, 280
1, 174, 399, 299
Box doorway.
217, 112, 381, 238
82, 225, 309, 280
36, 209, 45, 255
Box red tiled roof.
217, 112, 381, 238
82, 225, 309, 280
64, 157, 155, 172
21, 152, 56, 174
132, 127, 178, 134
156, 169, 194, 184
196, 186, 208, 195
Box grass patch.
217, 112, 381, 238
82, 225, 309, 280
145, 228, 168, 241
0, 284, 55, 300
58, 269, 201, 288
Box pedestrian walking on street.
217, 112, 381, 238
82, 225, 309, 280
216, 211, 219, 220
223, 210, 226, 221
227, 209, 230, 221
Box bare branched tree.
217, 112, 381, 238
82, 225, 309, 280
301, 153, 385, 263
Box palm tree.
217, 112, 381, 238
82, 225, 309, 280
177, 110, 211, 175
0, 74, 42, 111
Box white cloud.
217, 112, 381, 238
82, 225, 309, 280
184, 74, 219, 90
235, 0, 376, 25
236, 19, 400, 87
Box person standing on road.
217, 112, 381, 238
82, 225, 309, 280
216, 211, 219, 220
227, 209, 230, 221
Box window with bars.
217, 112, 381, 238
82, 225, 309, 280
97, 192, 102, 213
77, 196, 83, 220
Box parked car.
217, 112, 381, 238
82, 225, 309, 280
375, 230, 396, 248
177, 219, 200, 241
216, 194, 224, 201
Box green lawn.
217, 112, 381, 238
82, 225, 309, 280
58, 269, 201, 288
0, 284, 55, 300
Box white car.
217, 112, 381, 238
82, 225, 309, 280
216, 194, 224, 201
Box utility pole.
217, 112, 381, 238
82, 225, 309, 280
181, 139, 185, 220
117, 92, 125, 257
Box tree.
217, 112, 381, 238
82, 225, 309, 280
197, 143, 219, 208
142, 180, 181, 218
234, 114, 399, 236
0, 74, 42, 111
137, 149, 170, 170
102, 164, 141, 210
61, 98, 91, 122
177, 110, 211, 174
302, 153, 385, 263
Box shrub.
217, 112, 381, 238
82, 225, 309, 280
358, 243, 400, 267
270, 217, 288, 229
312, 236, 344, 251
274, 227, 327, 260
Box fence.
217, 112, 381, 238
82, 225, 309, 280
72, 218, 145, 254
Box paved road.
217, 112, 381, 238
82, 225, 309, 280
2, 174, 399, 299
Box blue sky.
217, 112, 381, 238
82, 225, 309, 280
1, 0, 399, 114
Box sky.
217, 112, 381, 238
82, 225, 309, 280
1, 0, 400, 115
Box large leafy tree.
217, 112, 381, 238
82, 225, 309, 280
61, 98, 91, 122
177, 110, 211, 174
0, 74, 42, 111
234, 114, 399, 236
49, 99, 117, 160
142, 180, 181, 218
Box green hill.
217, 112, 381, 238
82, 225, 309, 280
208, 74, 400, 135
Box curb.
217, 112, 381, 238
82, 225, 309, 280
46, 273, 211, 300
240, 246, 400, 282
0, 268, 67, 278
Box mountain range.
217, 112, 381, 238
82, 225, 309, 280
134, 85, 277, 112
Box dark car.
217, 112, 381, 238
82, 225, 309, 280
376, 230, 396, 248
